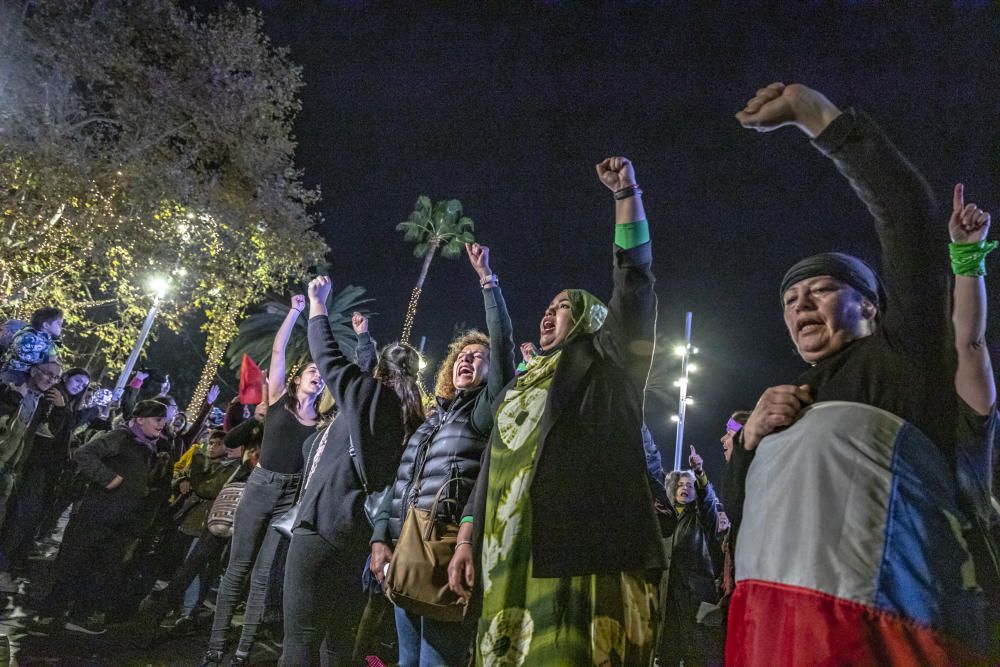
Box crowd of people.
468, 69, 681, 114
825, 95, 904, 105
0, 82, 997, 666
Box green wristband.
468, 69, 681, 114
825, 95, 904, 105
614, 219, 650, 250
460, 515, 474, 525
950, 240, 998, 277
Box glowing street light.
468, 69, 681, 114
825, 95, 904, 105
113, 275, 171, 399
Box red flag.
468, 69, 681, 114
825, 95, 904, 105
238, 354, 265, 405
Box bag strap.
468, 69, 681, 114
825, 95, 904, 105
347, 433, 371, 495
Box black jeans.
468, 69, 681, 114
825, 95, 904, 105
279, 530, 366, 666
207, 465, 299, 655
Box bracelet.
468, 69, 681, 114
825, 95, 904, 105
456, 540, 473, 548
950, 240, 998, 277
480, 274, 498, 288
614, 184, 642, 201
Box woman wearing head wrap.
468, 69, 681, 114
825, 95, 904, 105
449, 157, 663, 665
725, 82, 985, 665
278, 275, 425, 666
36, 399, 168, 635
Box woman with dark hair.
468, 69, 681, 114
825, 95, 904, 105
369, 242, 515, 666
448, 157, 662, 664
278, 275, 425, 666
202, 294, 325, 666
0, 367, 94, 592
37, 399, 169, 635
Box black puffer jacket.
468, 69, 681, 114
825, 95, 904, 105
383, 390, 486, 541
370, 284, 515, 545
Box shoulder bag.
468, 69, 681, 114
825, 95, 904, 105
383, 477, 467, 622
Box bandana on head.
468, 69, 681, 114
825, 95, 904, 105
779, 252, 884, 308
565, 289, 608, 341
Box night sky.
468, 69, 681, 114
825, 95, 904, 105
185, 1, 1000, 481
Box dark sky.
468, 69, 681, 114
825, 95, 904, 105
191, 1, 1000, 480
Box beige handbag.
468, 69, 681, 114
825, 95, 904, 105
384, 480, 467, 623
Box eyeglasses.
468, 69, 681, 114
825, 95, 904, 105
34, 369, 61, 382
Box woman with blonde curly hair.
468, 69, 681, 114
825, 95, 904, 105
369, 242, 515, 666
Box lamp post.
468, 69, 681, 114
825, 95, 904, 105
113, 276, 169, 400
672, 312, 696, 471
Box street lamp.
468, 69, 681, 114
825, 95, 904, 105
113, 275, 170, 399
672, 311, 698, 471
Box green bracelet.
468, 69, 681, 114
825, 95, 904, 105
950, 240, 998, 277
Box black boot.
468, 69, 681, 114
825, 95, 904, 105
199, 649, 224, 666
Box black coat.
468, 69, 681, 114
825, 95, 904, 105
469, 241, 666, 577
295, 314, 410, 547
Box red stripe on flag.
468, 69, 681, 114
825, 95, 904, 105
725, 579, 982, 667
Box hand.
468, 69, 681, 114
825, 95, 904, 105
688, 445, 703, 474
717, 511, 731, 534
178, 479, 192, 496
46, 388, 65, 407
743, 384, 813, 451
949, 183, 991, 244
370, 542, 393, 584
307, 277, 332, 305
447, 543, 476, 601
596, 156, 636, 192
735, 83, 842, 138
206, 384, 220, 405
352, 312, 368, 336
106, 474, 124, 491
465, 243, 492, 280
290, 294, 306, 313
519, 342, 537, 364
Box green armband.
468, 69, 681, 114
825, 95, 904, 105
614, 219, 650, 250
460, 515, 474, 525
950, 240, 998, 277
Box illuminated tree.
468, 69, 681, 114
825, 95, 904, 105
0, 0, 328, 409
395, 196, 475, 344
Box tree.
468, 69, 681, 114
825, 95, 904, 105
395, 196, 475, 344
226, 285, 375, 373
0, 0, 328, 409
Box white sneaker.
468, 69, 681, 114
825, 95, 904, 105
0, 572, 18, 594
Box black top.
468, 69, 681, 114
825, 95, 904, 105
294, 314, 410, 547
258, 400, 315, 474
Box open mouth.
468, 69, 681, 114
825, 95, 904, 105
797, 320, 823, 334
457, 365, 474, 379
541, 319, 556, 335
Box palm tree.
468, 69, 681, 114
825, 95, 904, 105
226, 284, 375, 372
396, 196, 475, 344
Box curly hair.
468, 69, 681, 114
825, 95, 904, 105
665, 469, 697, 508
434, 330, 491, 400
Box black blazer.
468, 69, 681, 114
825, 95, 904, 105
468, 241, 666, 577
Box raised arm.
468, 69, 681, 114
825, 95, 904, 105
268, 294, 306, 405
737, 82, 942, 348
352, 312, 378, 374
306, 277, 379, 413
949, 183, 995, 415
593, 156, 656, 382
465, 242, 516, 434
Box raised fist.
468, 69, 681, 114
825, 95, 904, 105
308, 277, 332, 305
352, 312, 368, 335
596, 156, 636, 192
465, 243, 492, 280
949, 184, 991, 244
290, 294, 306, 313
735, 83, 841, 138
